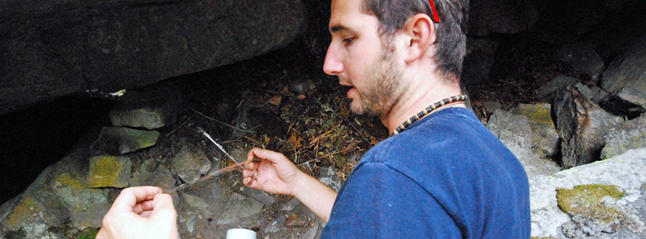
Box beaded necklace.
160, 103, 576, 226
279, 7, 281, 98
391, 95, 468, 135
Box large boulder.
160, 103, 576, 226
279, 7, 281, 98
487, 109, 561, 179
601, 115, 646, 160
601, 34, 646, 110
0, 0, 306, 115
530, 148, 646, 238
554, 86, 621, 169
468, 0, 538, 36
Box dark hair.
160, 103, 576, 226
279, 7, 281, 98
361, 0, 469, 81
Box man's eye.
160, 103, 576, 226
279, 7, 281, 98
343, 37, 355, 44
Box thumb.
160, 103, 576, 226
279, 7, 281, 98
248, 148, 287, 165
151, 193, 177, 219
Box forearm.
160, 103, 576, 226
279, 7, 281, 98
292, 172, 338, 223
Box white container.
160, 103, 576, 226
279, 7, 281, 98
226, 228, 257, 239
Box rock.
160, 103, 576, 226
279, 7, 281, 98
86, 155, 132, 188
536, 1, 607, 40
318, 166, 343, 192
482, 101, 502, 115
171, 142, 211, 184
554, 86, 621, 169
280, 198, 302, 212
530, 148, 646, 238
181, 193, 210, 212
129, 158, 175, 190
557, 184, 644, 237
240, 187, 276, 207
468, 0, 538, 36
487, 109, 561, 178
263, 216, 287, 234
574, 83, 609, 105
216, 193, 264, 225
109, 85, 182, 129
0, 0, 306, 115
536, 75, 581, 101
462, 38, 498, 87
512, 103, 560, 159
94, 127, 160, 155
601, 34, 646, 109
0, 152, 99, 238
556, 42, 605, 81
53, 172, 110, 229
601, 115, 646, 159
0, 191, 68, 239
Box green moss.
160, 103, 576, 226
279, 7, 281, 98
514, 103, 554, 127
556, 184, 625, 224
56, 173, 85, 191
87, 155, 130, 187
76, 227, 99, 239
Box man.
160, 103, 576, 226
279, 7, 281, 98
100, 0, 530, 237
242, 0, 530, 237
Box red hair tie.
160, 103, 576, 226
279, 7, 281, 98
429, 0, 440, 22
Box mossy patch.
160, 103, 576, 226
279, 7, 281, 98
75, 227, 99, 239
514, 103, 554, 127
86, 155, 132, 188
556, 184, 625, 224
56, 173, 85, 191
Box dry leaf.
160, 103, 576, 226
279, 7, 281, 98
268, 96, 282, 106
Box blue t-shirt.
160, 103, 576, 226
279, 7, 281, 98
321, 107, 530, 238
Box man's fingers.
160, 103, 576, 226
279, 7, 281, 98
248, 148, 287, 164
111, 186, 163, 213
152, 194, 176, 214
151, 194, 177, 221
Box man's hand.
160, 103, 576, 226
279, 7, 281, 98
96, 186, 178, 239
242, 148, 338, 222
242, 148, 303, 196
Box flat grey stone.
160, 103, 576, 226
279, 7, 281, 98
95, 127, 160, 154
319, 167, 343, 192
109, 85, 182, 129
530, 148, 646, 238
487, 109, 561, 179
602, 115, 646, 159
86, 155, 132, 188
536, 75, 581, 100
557, 42, 605, 81
172, 142, 211, 184
601, 34, 646, 109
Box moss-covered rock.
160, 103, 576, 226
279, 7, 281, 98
556, 184, 625, 216
513, 103, 560, 158
556, 184, 644, 237
86, 155, 132, 188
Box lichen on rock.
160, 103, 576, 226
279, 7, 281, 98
556, 184, 645, 237
86, 155, 132, 188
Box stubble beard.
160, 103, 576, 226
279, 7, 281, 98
350, 42, 405, 118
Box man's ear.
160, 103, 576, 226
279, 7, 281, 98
404, 14, 435, 63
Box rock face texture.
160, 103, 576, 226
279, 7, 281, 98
530, 148, 646, 239
468, 0, 538, 36
0, 0, 306, 115
601, 34, 646, 110
554, 86, 621, 169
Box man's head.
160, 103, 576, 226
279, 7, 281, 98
362, 0, 469, 81
324, 0, 468, 119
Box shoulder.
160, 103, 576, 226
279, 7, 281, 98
358, 107, 499, 169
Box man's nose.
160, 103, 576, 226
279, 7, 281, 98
323, 45, 343, 76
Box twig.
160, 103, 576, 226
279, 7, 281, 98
165, 116, 191, 137
185, 106, 257, 134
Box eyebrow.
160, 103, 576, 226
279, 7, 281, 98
329, 24, 347, 33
